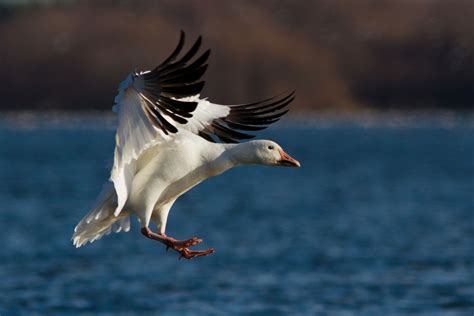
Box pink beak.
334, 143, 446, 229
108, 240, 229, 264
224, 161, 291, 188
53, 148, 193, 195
277, 148, 301, 167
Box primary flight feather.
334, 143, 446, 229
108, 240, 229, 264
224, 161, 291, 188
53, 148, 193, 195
72, 31, 300, 259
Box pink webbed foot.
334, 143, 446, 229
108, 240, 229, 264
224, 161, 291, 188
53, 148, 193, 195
163, 235, 203, 249
141, 227, 214, 260
178, 247, 215, 260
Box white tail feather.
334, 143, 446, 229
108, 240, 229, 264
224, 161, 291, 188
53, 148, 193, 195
72, 182, 130, 248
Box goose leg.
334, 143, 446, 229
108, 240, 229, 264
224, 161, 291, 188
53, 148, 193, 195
178, 247, 215, 259
141, 227, 214, 259
141, 227, 201, 247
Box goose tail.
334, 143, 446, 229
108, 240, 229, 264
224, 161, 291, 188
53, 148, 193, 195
72, 182, 130, 248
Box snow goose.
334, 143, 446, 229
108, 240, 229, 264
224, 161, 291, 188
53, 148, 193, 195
72, 31, 300, 259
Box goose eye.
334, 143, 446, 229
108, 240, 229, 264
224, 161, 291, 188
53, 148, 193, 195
268, 145, 274, 150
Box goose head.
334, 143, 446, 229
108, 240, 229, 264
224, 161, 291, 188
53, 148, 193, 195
233, 140, 300, 167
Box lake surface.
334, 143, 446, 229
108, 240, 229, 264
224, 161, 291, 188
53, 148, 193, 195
0, 116, 473, 315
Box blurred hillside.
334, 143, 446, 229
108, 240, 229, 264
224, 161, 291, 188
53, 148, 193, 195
1, 0, 474, 112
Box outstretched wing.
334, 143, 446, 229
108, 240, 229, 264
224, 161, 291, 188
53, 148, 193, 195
187, 91, 295, 143
114, 31, 209, 165
111, 31, 209, 215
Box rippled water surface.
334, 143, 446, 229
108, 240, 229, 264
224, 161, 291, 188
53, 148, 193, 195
0, 117, 473, 315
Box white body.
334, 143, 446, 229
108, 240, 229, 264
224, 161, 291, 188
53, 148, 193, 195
71, 126, 289, 248
73, 131, 232, 247
126, 130, 233, 233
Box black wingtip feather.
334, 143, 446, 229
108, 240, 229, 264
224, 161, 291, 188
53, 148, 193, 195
159, 36, 203, 74
160, 96, 198, 111
160, 49, 210, 81
212, 122, 255, 140
135, 32, 208, 134
199, 91, 294, 143
156, 31, 186, 69
198, 130, 216, 143
231, 91, 295, 113
178, 36, 202, 65
221, 119, 268, 131
161, 81, 205, 97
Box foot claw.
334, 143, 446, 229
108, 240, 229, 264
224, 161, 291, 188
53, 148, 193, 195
178, 247, 214, 260
180, 236, 202, 248
141, 228, 213, 259
167, 237, 212, 259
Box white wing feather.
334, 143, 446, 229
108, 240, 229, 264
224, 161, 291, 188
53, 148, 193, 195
175, 95, 230, 133
110, 75, 170, 216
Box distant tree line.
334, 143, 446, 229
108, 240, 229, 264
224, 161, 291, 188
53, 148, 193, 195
0, 0, 473, 112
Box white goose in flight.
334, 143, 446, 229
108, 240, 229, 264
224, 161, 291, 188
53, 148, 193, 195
72, 32, 300, 259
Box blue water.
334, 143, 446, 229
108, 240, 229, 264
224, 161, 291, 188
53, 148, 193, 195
0, 118, 473, 315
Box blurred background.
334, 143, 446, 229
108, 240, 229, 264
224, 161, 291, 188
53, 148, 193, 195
1, 0, 474, 112
0, 1, 473, 315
